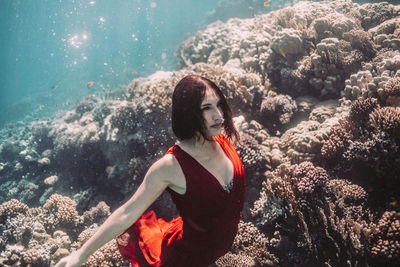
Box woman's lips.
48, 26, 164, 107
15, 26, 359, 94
211, 124, 222, 128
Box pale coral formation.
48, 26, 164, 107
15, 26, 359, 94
0, 195, 130, 267
75, 95, 99, 116
109, 102, 138, 133
342, 29, 376, 59
278, 100, 350, 165
22, 245, 50, 266
369, 17, 400, 50
82, 239, 126, 267
0, 199, 29, 223
360, 2, 400, 29
215, 252, 256, 267
43, 194, 78, 227
251, 195, 285, 227
270, 28, 304, 60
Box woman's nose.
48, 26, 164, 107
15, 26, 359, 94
213, 109, 223, 120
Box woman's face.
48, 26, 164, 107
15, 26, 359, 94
200, 87, 224, 137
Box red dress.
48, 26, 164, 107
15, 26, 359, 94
117, 134, 245, 267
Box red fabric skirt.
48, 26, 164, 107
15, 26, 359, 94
117, 211, 183, 267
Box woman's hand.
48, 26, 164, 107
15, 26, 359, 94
54, 250, 86, 267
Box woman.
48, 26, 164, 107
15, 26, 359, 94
55, 75, 245, 267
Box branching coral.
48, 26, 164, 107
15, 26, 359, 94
82, 240, 126, 267
230, 221, 278, 266
0, 199, 29, 223
328, 179, 367, 205
252, 161, 378, 266
251, 194, 285, 227
293, 161, 328, 197
321, 118, 357, 159
371, 211, 400, 265
259, 91, 297, 130
22, 245, 50, 266
215, 252, 256, 267
236, 133, 267, 176
43, 194, 78, 227
0, 195, 129, 267
82, 201, 110, 226
348, 98, 380, 128
369, 107, 400, 136
385, 77, 400, 96
342, 30, 376, 60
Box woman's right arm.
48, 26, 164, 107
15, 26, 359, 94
54, 155, 175, 267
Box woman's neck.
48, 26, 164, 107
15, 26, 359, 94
177, 134, 217, 154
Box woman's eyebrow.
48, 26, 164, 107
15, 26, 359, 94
201, 100, 221, 107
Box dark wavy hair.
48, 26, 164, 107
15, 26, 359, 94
171, 75, 240, 145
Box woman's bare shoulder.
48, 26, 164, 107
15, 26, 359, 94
147, 153, 181, 184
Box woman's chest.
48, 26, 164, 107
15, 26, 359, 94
169, 151, 234, 195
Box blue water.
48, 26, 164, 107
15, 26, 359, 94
0, 0, 225, 127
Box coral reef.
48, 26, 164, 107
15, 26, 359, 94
250, 162, 379, 266
43, 194, 78, 228
215, 252, 256, 267
259, 91, 297, 131
370, 211, 400, 266
0, 196, 128, 267
82, 201, 110, 226
177, 0, 400, 98
82, 239, 126, 267
229, 221, 278, 266
0, 199, 29, 223
1, 0, 400, 266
